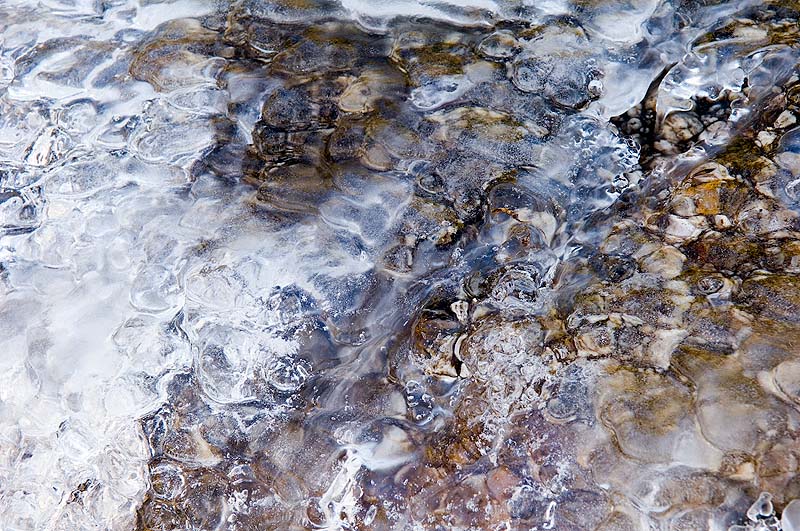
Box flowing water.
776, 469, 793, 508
3, 0, 800, 530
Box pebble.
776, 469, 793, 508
757, 130, 777, 148
714, 214, 733, 229
775, 110, 797, 129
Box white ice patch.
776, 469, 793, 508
0, 1, 315, 528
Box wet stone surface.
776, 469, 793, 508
3, 0, 800, 530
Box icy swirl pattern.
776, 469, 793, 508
3, 0, 800, 530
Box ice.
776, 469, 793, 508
130, 264, 182, 313
0, 185, 43, 235
263, 354, 311, 393
409, 75, 473, 111
748, 493, 775, 522
148, 459, 186, 500
4, 0, 800, 530
784, 500, 800, 531
0, 1, 281, 527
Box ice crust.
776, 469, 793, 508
3, 0, 800, 530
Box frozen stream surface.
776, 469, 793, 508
3, 0, 800, 530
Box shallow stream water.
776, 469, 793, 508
3, 0, 800, 530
